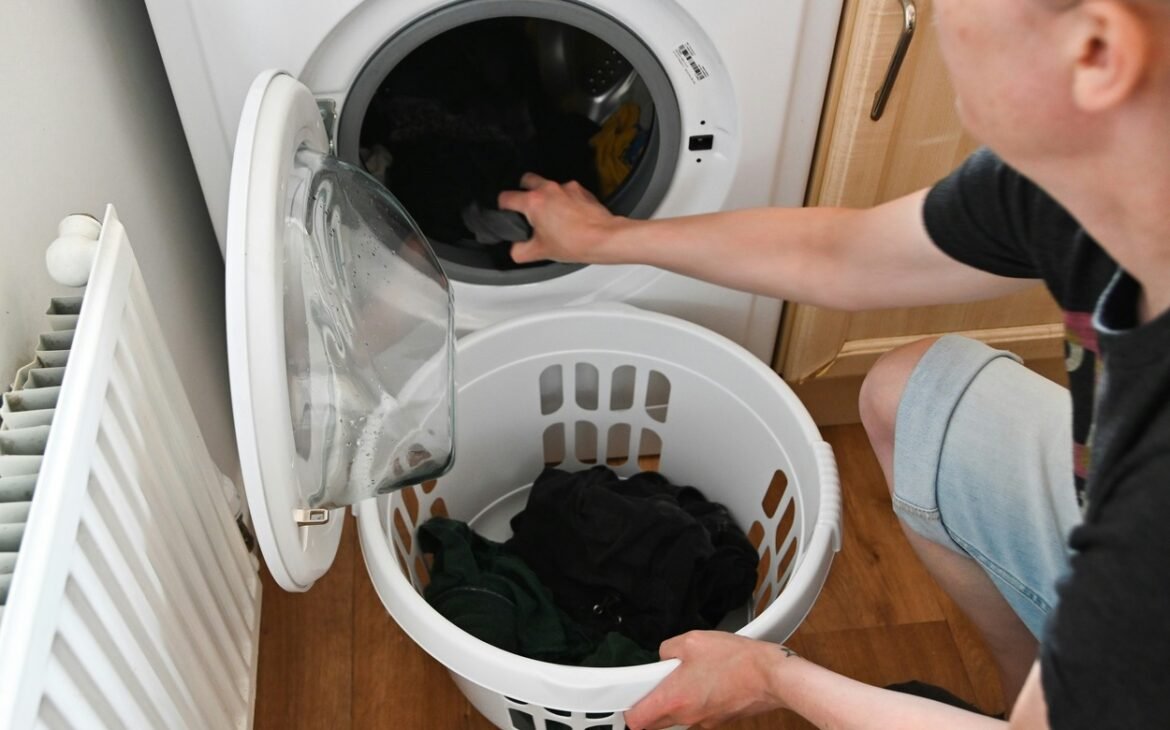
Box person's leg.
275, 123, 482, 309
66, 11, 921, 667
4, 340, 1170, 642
859, 336, 1080, 709
859, 338, 1037, 701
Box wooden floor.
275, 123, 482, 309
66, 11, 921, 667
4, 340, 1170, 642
253, 424, 1003, 729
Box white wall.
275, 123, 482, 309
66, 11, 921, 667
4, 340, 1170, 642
0, 0, 239, 480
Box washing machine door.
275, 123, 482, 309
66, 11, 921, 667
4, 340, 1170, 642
226, 70, 456, 592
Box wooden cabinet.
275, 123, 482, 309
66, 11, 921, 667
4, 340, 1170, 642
775, 0, 1065, 424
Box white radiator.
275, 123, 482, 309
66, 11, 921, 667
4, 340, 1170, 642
0, 207, 261, 729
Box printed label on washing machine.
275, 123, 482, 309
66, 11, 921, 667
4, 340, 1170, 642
673, 42, 710, 84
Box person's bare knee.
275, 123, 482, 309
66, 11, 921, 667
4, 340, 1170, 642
858, 337, 940, 485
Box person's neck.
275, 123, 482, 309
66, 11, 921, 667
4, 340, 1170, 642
1138, 276, 1170, 326
1030, 143, 1170, 326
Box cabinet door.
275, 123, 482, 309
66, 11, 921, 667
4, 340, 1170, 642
777, 0, 1063, 395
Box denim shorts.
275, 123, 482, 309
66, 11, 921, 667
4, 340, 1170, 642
892, 335, 1082, 638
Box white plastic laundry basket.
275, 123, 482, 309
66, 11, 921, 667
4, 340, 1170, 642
354, 304, 841, 730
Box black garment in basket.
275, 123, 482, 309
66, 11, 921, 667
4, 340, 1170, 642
417, 517, 658, 667
506, 466, 759, 650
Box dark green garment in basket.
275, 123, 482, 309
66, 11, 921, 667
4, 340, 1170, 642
418, 517, 658, 667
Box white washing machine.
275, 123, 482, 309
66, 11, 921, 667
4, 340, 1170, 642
144, 0, 842, 361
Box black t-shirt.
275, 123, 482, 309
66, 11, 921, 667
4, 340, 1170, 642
923, 149, 1170, 728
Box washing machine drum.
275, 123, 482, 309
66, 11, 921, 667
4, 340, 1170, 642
333, 8, 682, 286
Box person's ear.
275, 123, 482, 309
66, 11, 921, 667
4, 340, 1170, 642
1070, 0, 1151, 112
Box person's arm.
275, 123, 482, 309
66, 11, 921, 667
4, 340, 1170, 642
622, 630, 1051, 730
498, 174, 1038, 311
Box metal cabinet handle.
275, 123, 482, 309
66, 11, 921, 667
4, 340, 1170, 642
870, 0, 918, 121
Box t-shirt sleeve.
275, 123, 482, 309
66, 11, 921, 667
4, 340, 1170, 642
923, 148, 1044, 279
1040, 449, 1170, 728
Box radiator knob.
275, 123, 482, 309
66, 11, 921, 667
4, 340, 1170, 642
46, 214, 102, 287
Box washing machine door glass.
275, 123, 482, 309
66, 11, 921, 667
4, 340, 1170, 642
227, 70, 455, 592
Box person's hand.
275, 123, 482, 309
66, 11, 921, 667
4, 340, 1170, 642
497, 173, 631, 265
624, 631, 797, 730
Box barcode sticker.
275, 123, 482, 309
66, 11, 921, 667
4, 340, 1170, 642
673, 42, 710, 84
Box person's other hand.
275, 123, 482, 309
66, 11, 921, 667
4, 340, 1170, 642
624, 631, 794, 730
497, 173, 630, 265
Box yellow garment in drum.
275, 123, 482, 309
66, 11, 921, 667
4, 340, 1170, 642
590, 103, 641, 198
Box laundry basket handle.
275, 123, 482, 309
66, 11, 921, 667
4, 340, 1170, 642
814, 440, 842, 551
